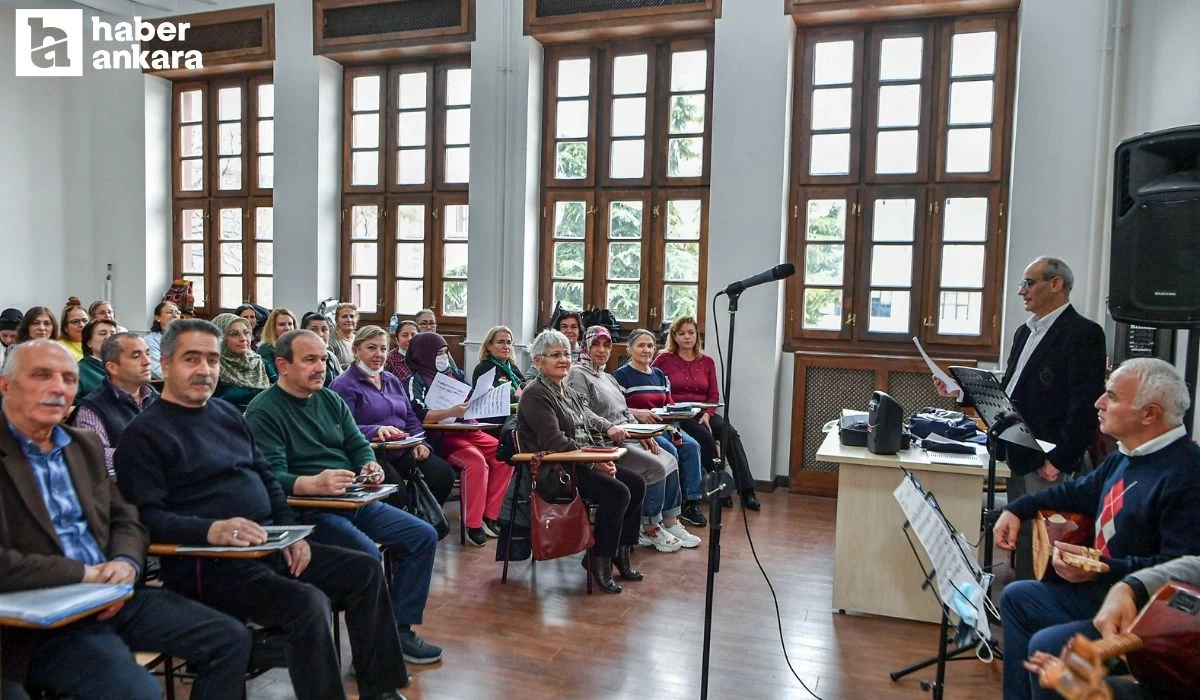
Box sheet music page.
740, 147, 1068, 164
464, 384, 511, 420
913, 337, 962, 394
470, 367, 496, 401
425, 373, 472, 417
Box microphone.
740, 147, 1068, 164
721, 263, 795, 296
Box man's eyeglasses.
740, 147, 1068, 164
1018, 275, 1059, 290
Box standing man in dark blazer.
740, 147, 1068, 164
0, 340, 250, 700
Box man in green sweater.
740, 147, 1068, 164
245, 329, 443, 665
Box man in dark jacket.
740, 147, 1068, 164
71, 333, 158, 476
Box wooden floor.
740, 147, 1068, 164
214, 489, 1004, 699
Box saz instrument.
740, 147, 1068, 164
1034, 580, 1200, 699
1033, 511, 1109, 580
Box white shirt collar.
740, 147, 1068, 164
1119, 424, 1188, 457
1025, 301, 1070, 334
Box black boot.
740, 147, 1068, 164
589, 555, 622, 593
614, 545, 644, 581
740, 489, 761, 511
720, 496, 733, 509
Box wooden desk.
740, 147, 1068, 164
816, 430, 1009, 624
148, 543, 273, 559
287, 483, 399, 510
651, 408, 700, 422
422, 422, 501, 431
371, 441, 417, 452
0, 587, 134, 630
510, 448, 627, 463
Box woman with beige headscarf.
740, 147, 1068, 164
211, 313, 270, 411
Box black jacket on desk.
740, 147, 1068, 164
1002, 304, 1106, 475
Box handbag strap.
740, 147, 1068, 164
529, 452, 573, 494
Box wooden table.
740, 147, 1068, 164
510, 448, 627, 463
148, 543, 274, 559
816, 429, 1009, 624
371, 440, 418, 452
287, 483, 399, 510
0, 588, 135, 629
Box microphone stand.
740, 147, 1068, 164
700, 289, 738, 700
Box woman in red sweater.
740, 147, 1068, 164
653, 316, 760, 510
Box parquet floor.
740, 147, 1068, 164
220, 489, 1005, 699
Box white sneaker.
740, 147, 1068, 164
639, 526, 682, 553
664, 522, 701, 548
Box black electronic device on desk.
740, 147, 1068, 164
867, 391, 904, 455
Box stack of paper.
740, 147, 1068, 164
617, 423, 671, 436
0, 583, 133, 626
425, 370, 512, 421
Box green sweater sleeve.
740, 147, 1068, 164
244, 394, 298, 495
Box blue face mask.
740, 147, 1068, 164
951, 580, 985, 627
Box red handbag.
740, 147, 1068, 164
528, 453, 594, 561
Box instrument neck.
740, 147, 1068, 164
1092, 633, 1143, 660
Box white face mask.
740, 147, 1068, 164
435, 355, 451, 372
356, 360, 383, 377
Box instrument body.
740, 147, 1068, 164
1033, 511, 1107, 580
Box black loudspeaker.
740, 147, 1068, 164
1109, 125, 1200, 328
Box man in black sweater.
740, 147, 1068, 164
994, 358, 1200, 700
114, 319, 408, 700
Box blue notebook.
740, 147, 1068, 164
0, 583, 133, 627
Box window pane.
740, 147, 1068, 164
879, 37, 923, 81
179, 89, 202, 122
396, 243, 424, 277
613, 54, 648, 95
666, 200, 702, 240
612, 97, 646, 137
670, 50, 707, 92
398, 72, 427, 109
948, 80, 994, 125
218, 158, 242, 189
350, 279, 378, 314
669, 94, 705, 134
220, 277, 242, 309
803, 288, 842, 330
181, 159, 203, 191
218, 123, 241, 156
877, 84, 920, 128
943, 197, 989, 242
805, 244, 844, 285
813, 41, 854, 86
444, 204, 469, 240
811, 88, 852, 131
256, 242, 272, 275
554, 201, 586, 239
446, 68, 471, 106
664, 284, 698, 321
398, 112, 426, 147
353, 75, 380, 111
255, 207, 272, 239
258, 84, 273, 118
951, 31, 997, 77
257, 120, 273, 154
940, 245, 986, 287
443, 282, 467, 316
351, 242, 377, 276
445, 107, 470, 145
443, 242, 468, 276
352, 114, 379, 149
187, 277, 205, 308
180, 125, 202, 157
868, 290, 910, 333
554, 242, 585, 278
610, 139, 645, 179
182, 244, 204, 273
395, 280, 424, 314
810, 133, 850, 176
806, 199, 846, 241
668, 137, 703, 177
609, 201, 643, 238
556, 100, 589, 139
444, 146, 470, 183
351, 206, 378, 239
938, 291, 983, 335
872, 199, 916, 242
256, 277, 272, 309
258, 156, 273, 189
218, 87, 241, 121
351, 151, 378, 186
397, 149, 426, 185
945, 128, 992, 172
869, 245, 913, 286
557, 58, 591, 98
396, 205, 425, 239
555, 141, 588, 179
608, 242, 642, 280
553, 281, 584, 310
219, 209, 242, 239
181, 209, 204, 240
607, 283, 640, 322
664, 242, 700, 282
875, 130, 918, 174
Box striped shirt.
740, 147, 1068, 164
612, 364, 673, 411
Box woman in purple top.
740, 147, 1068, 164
328, 325, 456, 515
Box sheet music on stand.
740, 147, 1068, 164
893, 474, 993, 642
948, 366, 1043, 452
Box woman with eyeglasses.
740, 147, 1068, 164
256, 308, 298, 382
16, 307, 57, 343
517, 329, 647, 593
385, 319, 419, 381
211, 313, 270, 411
77, 319, 119, 401
58, 300, 88, 362
413, 309, 459, 371
144, 301, 181, 380
88, 300, 128, 333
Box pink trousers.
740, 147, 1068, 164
440, 430, 514, 528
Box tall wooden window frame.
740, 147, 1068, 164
539, 38, 714, 334
171, 73, 275, 316
785, 14, 1015, 359
339, 57, 472, 330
